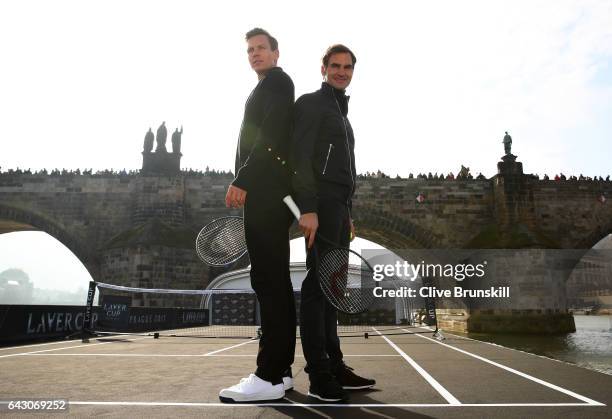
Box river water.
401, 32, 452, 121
460, 315, 612, 375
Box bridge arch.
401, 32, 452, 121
352, 205, 442, 249
0, 204, 99, 281
577, 218, 612, 250
288, 205, 441, 249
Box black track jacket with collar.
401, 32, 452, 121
232, 67, 294, 198
290, 82, 357, 214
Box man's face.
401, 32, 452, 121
247, 34, 279, 75
321, 52, 354, 90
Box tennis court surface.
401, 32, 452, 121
1, 328, 610, 418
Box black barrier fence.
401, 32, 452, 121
0, 304, 209, 344
0, 305, 97, 344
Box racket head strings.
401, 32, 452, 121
318, 246, 376, 314
195, 216, 247, 266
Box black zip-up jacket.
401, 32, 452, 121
290, 82, 356, 214
232, 67, 294, 197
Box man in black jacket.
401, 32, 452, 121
219, 28, 295, 403
291, 44, 376, 402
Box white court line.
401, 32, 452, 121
202, 338, 256, 356
25, 353, 208, 357
409, 330, 606, 407
0, 332, 151, 352
0, 338, 84, 351
0, 401, 601, 408
373, 328, 461, 405
431, 327, 612, 375
22, 353, 401, 358
0, 337, 148, 359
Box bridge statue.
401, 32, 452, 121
143, 128, 154, 153
172, 126, 183, 154
457, 165, 471, 179
503, 131, 512, 155
142, 122, 182, 174
155, 122, 168, 152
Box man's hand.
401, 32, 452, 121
349, 219, 356, 242
225, 185, 247, 208
299, 212, 319, 249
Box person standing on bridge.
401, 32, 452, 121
290, 44, 376, 402
219, 28, 295, 403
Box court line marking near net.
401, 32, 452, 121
432, 327, 612, 375
0, 332, 151, 352
408, 329, 605, 407
202, 338, 257, 356
0, 337, 149, 359
0, 339, 87, 351
373, 328, 461, 405
0, 401, 601, 408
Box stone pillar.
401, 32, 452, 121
492, 154, 544, 245
453, 154, 576, 335
494, 154, 531, 228
131, 176, 186, 227
141, 151, 182, 176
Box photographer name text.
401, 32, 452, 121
373, 286, 510, 298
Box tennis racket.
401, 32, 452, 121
195, 216, 247, 266
283, 195, 376, 314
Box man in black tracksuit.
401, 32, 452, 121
291, 44, 375, 402
220, 28, 295, 403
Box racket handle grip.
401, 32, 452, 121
283, 195, 301, 220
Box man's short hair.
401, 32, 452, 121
322, 44, 357, 67
245, 28, 279, 51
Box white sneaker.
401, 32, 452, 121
219, 374, 285, 403
283, 375, 294, 391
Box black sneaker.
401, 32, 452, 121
334, 363, 376, 390
308, 373, 349, 402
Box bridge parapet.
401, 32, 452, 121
1, 156, 611, 333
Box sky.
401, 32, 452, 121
1, 0, 611, 178
1, 0, 611, 297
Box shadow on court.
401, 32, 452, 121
273, 390, 435, 419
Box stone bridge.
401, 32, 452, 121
1, 155, 611, 333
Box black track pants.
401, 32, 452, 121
243, 192, 295, 384
299, 197, 350, 376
